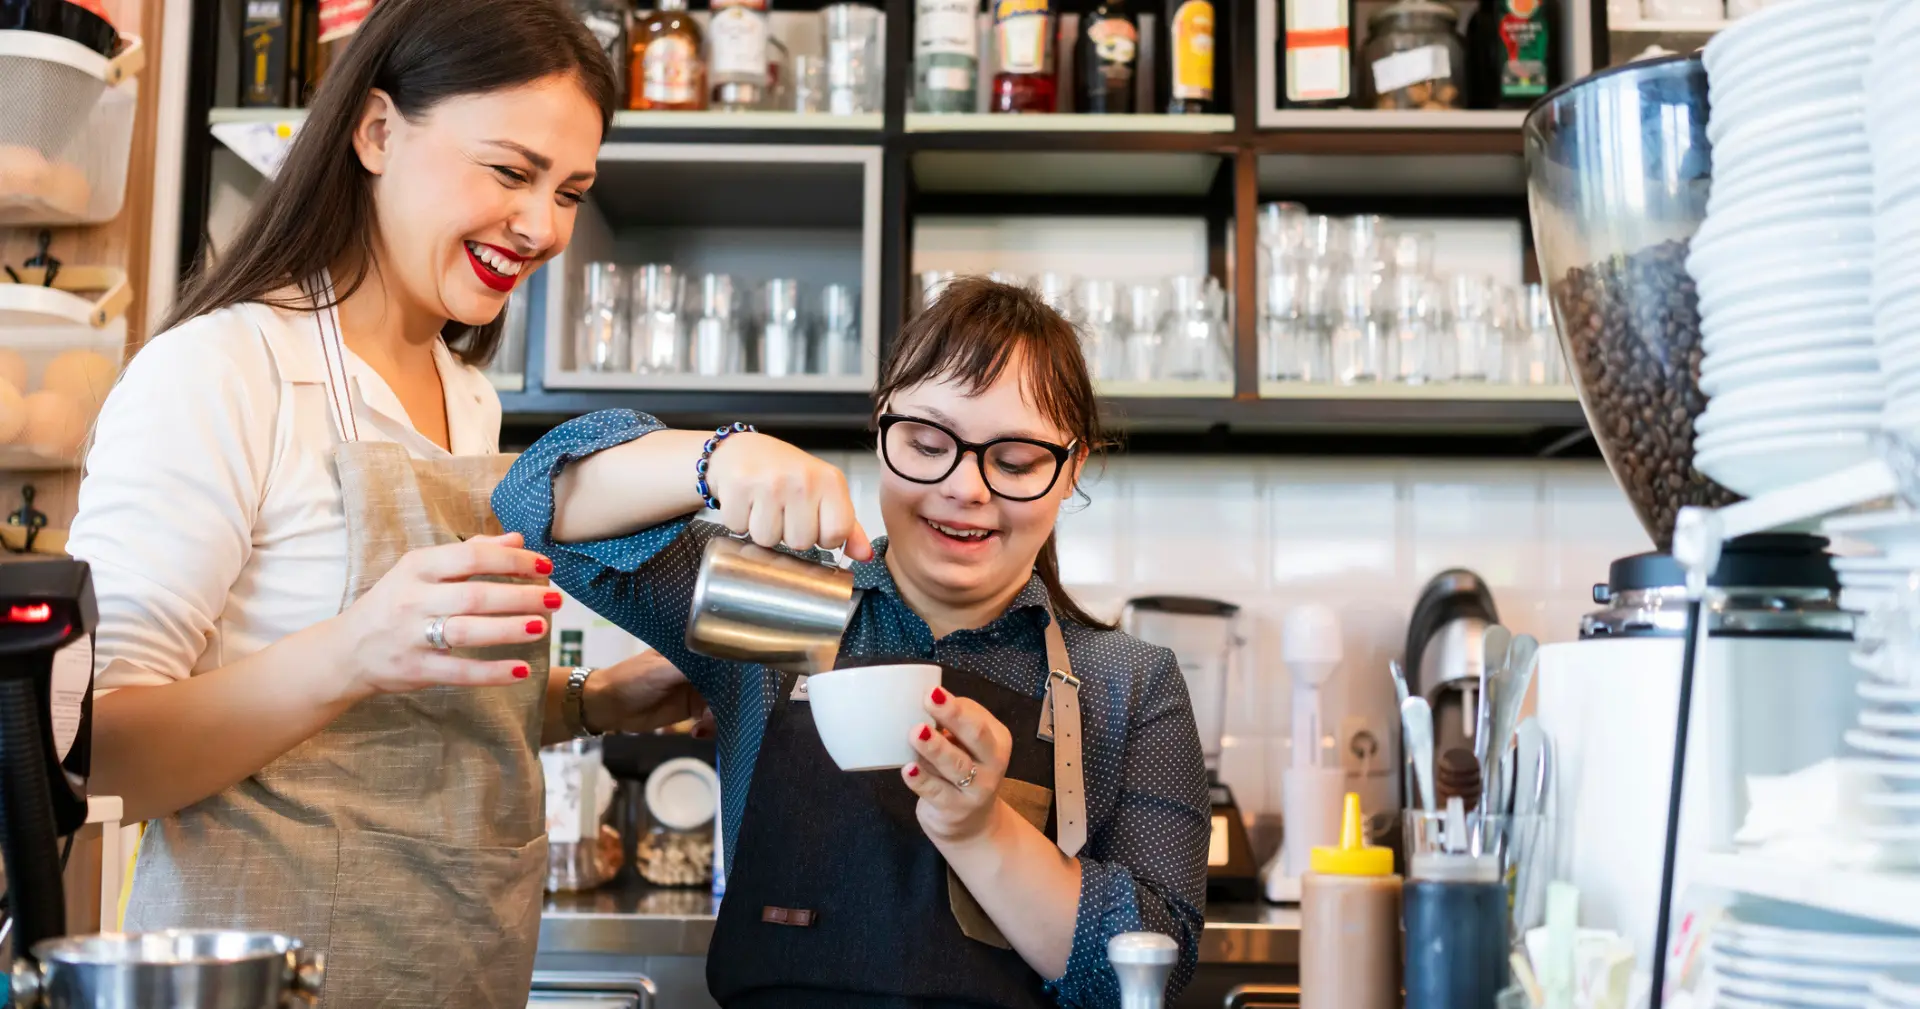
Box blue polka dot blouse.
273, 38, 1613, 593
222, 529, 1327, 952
494, 410, 1210, 1008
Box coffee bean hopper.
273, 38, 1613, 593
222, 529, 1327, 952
0, 559, 323, 1009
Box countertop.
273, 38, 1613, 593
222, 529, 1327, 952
539, 878, 1300, 966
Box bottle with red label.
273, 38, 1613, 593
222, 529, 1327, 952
1162, 0, 1214, 114
990, 0, 1056, 113
313, 0, 375, 88
631, 0, 708, 110
1074, 0, 1136, 113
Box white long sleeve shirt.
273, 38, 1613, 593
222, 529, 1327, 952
67, 300, 502, 690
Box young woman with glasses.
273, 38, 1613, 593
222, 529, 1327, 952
494, 276, 1209, 1009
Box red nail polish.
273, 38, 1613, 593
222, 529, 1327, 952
526, 620, 545, 635
907, 765, 920, 778
918, 725, 932, 742
544, 592, 563, 609
535, 558, 554, 575
511, 665, 530, 679
931, 687, 948, 705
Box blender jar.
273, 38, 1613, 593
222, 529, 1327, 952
1524, 54, 1739, 551
1121, 596, 1242, 773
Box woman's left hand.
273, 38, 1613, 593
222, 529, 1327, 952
902, 686, 1014, 845
583, 650, 714, 737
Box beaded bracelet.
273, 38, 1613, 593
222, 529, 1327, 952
696, 422, 755, 510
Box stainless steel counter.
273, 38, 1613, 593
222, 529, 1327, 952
539, 880, 1300, 966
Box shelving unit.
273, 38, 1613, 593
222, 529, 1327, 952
1695, 854, 1920, 933
174, 0, 1602, 453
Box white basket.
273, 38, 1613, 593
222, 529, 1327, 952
0, 267, 127, 471
0, 31, 144, 226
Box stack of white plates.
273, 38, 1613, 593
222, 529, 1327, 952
1690, 0, 1883, 495
1871, 972, 1920, 1009
1819, 510, 1920, 851
1710, 914, 1920, 1009
1869, 0, 1920, 431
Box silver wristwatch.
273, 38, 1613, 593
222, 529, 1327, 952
563, 666, 599, 738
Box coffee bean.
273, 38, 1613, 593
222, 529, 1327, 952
1550, 238, 1740, 551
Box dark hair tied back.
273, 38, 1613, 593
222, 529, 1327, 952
163, 0, 618, 367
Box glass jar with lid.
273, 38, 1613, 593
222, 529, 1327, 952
1359, 1, 1467, 111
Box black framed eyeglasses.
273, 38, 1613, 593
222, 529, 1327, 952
877, 414, 1076, 502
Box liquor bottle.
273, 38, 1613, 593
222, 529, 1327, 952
990, 0, 1055, 113
1074, 0, 1136, 114
631, 0, 707, 110
915, 0, 980, 113
709, 0, 770, 110
313, 0, 375, 90
1466, 0, 1557, 108
240, 0, 296, 107
1280, 0, 1352, 107
1164, 0, 1214, 113
573, 0, 630, 105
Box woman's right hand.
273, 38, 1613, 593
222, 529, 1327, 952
705, 432, 874, 560
326, 532, 560, 699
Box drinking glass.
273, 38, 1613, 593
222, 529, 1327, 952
918, 270, 957, 313
758, 279, 807, 376
815, 283, 862, 376
1261, 258, 1305, 381
1344, 215, 1388, 278
1330, 269, 1384, 384
1161, 275, 1229, 382
576, 262, 628, 373
823, 3, 882, 115
1448, 275, 1497, 383
1034, 272, 1075, 316
1076, 279, 1120, 381
1383, 234, 1437, 384
1121, 282, 1164, 382
1522, 283, 1563, 385
1296, 255, 1339, 384
631, 264, 685, 374
688, 274, 738, 377
987, 270, 1027, 289
793, 54, 828, 113
1257, 201, 1309, 302
1496, 284, 1534, 385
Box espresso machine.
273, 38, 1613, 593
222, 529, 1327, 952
0, 559, 323, 1007
1121, 596, 1261, 903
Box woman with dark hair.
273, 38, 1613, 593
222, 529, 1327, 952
494, 277, 1211, 1008
67, 1, 700, 1004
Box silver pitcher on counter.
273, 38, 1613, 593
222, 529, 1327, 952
685, 534, 859, 674
11, 931, 324, 1009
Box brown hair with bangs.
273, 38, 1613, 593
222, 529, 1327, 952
874, 276, 1114, 630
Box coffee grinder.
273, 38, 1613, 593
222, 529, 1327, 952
0, 559, 324, 1007
1122, 596, 1261, 903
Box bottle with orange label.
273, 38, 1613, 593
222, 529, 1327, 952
1163, 0, 1214, 114
630, 0, 708, 111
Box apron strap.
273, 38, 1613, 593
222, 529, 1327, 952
308, 272, 361, 445
1036, 618, 1086, 859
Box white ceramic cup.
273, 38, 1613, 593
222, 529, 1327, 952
807, 663, 944, 771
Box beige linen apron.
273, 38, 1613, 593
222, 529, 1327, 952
125, 291, 550, 1009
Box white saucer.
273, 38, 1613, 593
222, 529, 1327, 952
1696, 432, 1878, 495
1699, 348, 1881, 396
1848, 728, 1920, 761
645, 756, 721, 832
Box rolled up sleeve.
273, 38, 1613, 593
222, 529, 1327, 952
492, 410, 736, 696
1053, 648, 1210, 1008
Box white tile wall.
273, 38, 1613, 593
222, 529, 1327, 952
811, 451, 1652, 822
576, 450, 1651, 825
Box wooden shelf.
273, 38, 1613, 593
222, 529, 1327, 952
1695, 854, 1920, 932
1610, 17, 1730, 33
1260, 109, 1528, 132
905, 113, 1235, 134
1259, 381, 1579, 401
